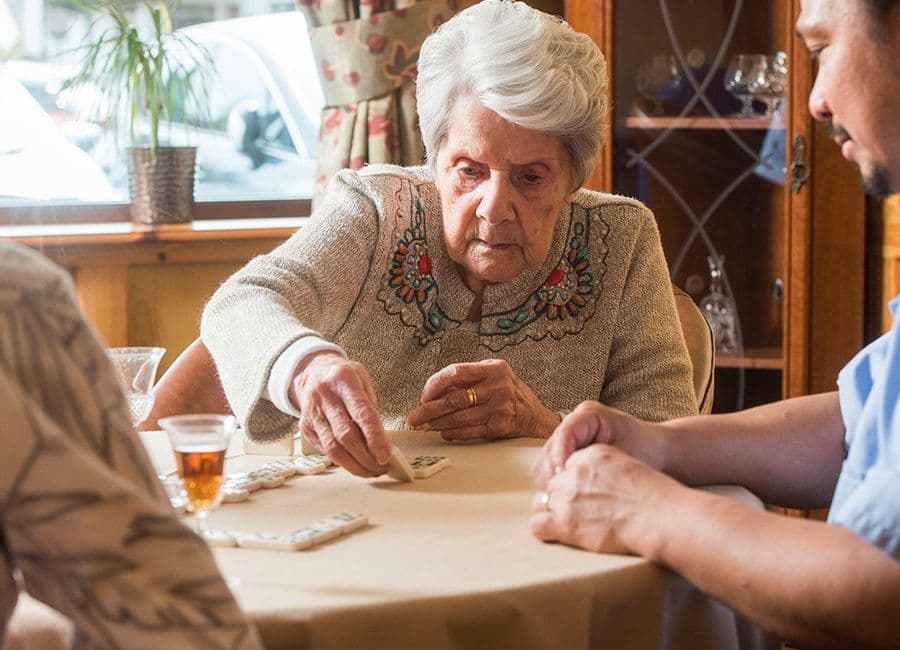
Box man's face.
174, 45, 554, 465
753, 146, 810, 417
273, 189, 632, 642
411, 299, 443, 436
797, 0, 900, 197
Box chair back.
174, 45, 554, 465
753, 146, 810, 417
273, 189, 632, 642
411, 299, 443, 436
139, 338, 231, 430
672, 283, 715, 414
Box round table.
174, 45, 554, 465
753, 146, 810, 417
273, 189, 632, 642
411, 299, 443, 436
141, 429, 777, 650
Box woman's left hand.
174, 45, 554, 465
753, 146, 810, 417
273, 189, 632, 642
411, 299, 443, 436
406, 360, 561, 441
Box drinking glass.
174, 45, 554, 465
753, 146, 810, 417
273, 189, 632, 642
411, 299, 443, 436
748, 52, 788, 118
636, 54, 682, 115
160, 414, 236, 539
723, 54, 765, 118
106, 347, 166, 426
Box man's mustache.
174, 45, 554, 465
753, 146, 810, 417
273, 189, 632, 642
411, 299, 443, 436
829, 123, 851, 141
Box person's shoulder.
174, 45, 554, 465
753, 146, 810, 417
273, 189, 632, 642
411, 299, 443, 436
315, 165, 437, 234
0, 240, 72, 312
323, 165, 435, 213
0, 241, 72, 297
358, 163, 432, 182
569, 189, 655, 232
333, 164, 433, 190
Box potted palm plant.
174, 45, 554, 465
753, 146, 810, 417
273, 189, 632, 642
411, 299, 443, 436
66, 0, 211, 224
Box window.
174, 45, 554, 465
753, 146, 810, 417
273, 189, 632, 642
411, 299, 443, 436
0, 1, 323, 220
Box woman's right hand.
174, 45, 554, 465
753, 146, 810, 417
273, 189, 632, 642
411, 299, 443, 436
288, 351, 391, 477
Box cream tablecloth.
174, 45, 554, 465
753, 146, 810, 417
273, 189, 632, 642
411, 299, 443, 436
139, 429, 777, 650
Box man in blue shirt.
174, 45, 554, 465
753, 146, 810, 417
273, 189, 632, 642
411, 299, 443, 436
531, 0, 900, 647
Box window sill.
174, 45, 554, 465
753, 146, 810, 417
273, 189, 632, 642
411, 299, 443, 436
0, 198, 312, 227
0, 216, 308, 247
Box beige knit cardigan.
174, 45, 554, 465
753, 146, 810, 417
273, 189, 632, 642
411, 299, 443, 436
201, 165, 697, 441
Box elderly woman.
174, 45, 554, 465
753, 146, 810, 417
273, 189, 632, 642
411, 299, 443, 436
201, 0, 696, 477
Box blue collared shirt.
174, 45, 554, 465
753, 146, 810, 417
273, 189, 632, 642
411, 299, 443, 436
832, 297, 900, 559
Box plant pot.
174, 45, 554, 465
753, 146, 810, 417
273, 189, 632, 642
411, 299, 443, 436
127, 146, 197, 225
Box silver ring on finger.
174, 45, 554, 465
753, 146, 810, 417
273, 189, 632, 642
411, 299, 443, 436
540, 490, 551, 511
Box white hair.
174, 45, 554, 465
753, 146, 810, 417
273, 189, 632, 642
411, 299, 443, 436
416, 0, 608, 190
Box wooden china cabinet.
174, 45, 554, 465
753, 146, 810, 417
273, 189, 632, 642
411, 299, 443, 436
565, 0, 866, 412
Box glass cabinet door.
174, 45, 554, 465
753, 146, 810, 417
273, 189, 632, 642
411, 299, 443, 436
610, 0, 792, 411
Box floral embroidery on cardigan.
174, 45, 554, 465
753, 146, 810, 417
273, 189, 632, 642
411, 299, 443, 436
480, 204, 608, 345
379, 195, 608, 349
378, 192, 458, 344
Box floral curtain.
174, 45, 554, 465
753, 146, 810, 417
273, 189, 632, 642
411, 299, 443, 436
297, 0, 457, 204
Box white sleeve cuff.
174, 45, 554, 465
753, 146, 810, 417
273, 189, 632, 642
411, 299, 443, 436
266, 337, 347, 417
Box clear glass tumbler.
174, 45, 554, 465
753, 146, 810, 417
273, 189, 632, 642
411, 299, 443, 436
106, 347, 166, 426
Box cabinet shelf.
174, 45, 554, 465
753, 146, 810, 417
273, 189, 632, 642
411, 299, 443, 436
566, 0, 865, 410
715, 347, 783, 370
625, 115, 782, 131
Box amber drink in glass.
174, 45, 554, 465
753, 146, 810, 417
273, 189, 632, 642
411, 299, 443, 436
160, 414, 236, 538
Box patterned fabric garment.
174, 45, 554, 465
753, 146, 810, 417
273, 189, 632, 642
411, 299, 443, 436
202, 165, 697, 442
0, 243, 262, 649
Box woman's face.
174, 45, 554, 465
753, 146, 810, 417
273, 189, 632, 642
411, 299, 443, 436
434, 96, 573, 292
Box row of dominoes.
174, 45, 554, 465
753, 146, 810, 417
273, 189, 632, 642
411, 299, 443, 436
204, 512, 369, 551
163, 454, 334, 512
231, 451, 450, 489
166, 451, 451, 511
221, 454, 335, 502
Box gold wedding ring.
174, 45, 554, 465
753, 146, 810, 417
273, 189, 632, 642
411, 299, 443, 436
466, 386, 478, 408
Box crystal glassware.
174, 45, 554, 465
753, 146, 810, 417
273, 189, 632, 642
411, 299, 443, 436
699, 255, 739, 355
159, 414, 236, 539
106, 347, 166, 426
636, 54, 682, 115
748, 51, 788, 118
723, 53, 766, 118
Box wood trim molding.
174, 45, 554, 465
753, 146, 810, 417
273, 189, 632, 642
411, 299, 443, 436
0, 217, 307, 249
0, 199, 311, 226
565, 0, 612, 192
785, 0, 812, 398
